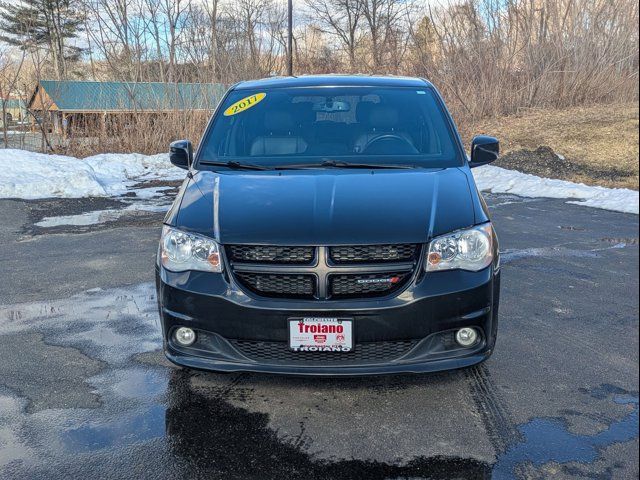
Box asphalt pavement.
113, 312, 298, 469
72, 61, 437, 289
0, 191, 638, 479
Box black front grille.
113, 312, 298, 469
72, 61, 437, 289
230, 339, 419, 365
330, 244, 419, 264
227, 245, 314, 264
227, 243, 419, 300
330, 272, 411, 298
235, 272, 316, 299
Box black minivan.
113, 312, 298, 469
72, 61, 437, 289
156, 75, 500, 375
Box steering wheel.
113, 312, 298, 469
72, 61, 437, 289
361, 134, 418, 155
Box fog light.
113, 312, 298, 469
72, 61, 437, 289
456, 327, 478, 347
174, 327, 196, 346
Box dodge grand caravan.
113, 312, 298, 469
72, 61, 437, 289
156, 75, 501, 375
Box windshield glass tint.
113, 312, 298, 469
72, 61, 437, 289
198, 86, 460, 167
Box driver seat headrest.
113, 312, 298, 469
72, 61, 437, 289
263, 110, 295, 134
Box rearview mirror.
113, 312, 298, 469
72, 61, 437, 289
313, 100, 350, 112
469, 135, 499, 168
170, 139, 193, 170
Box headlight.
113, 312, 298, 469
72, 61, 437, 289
160, 226, 222, 273
425, 223, 493, 272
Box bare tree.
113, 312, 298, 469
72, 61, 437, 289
304, 0, 362, 71
0, 44, 26, 146
359, 0, 409, 69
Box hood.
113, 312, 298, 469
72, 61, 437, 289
171, 168, 476, 245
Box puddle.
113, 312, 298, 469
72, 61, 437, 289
61, 404, 166, 452
486, 195, 542, 209
35, 209, 124, 227
34, 199, 171, 228
34, 204, 168, 227
0, 393, 34, 468
492, 394, 639, 479
0, 283, 161, 364
108, 368, 167, 400
130, 186, 175, 199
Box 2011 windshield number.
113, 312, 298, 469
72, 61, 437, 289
232, 96, 255, 113
224, 93, 266, 116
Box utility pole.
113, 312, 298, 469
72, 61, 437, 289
287, 0, 293, 76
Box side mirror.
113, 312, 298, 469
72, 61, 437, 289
170, 139, 193, 170
469, 135, 499, 168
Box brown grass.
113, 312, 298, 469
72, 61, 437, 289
462, 103, 639, 189
56, 111, 211, 158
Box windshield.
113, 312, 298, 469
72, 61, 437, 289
197, 86, 461, 168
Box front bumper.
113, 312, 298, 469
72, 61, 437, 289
156, 265, 500, 376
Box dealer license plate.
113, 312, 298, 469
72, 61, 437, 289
289, 317, 353, 352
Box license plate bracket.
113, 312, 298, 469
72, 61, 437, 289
288, 317, 353, 352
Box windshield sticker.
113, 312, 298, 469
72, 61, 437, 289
223, 93, 266, 116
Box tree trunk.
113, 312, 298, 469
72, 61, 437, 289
1, 102, 7, 148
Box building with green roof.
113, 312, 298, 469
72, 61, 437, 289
28, 80, 226, 135
1, 98, 27, 127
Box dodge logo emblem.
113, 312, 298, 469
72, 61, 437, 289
356, 276, 401, 285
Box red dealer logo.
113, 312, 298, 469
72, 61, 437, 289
314, 335, 327, 344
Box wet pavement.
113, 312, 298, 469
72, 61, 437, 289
0, 192, 638, 479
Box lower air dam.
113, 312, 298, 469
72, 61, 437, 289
291, 345, 352, 352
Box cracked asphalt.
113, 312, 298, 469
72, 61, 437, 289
0, 191, 638, 479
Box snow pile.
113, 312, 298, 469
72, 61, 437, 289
0, 149, 184, 200
0, 149, 638, 215
473, 165, 639, 215
84, 153, 185, 196
0, 150, 107, 198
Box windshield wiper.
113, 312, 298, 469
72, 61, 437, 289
275, 159, 416, 170
200, 159, 417, 171
199, 160, 269, 171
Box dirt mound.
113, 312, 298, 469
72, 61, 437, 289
495, 146, 634, 187
464, 103, 639, 190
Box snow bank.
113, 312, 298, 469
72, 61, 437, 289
473, 165, 639, 214
1, 149, 637, 214
84, 152, 185, 196
0, 149, 184, 200
0, 150, 106, 198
